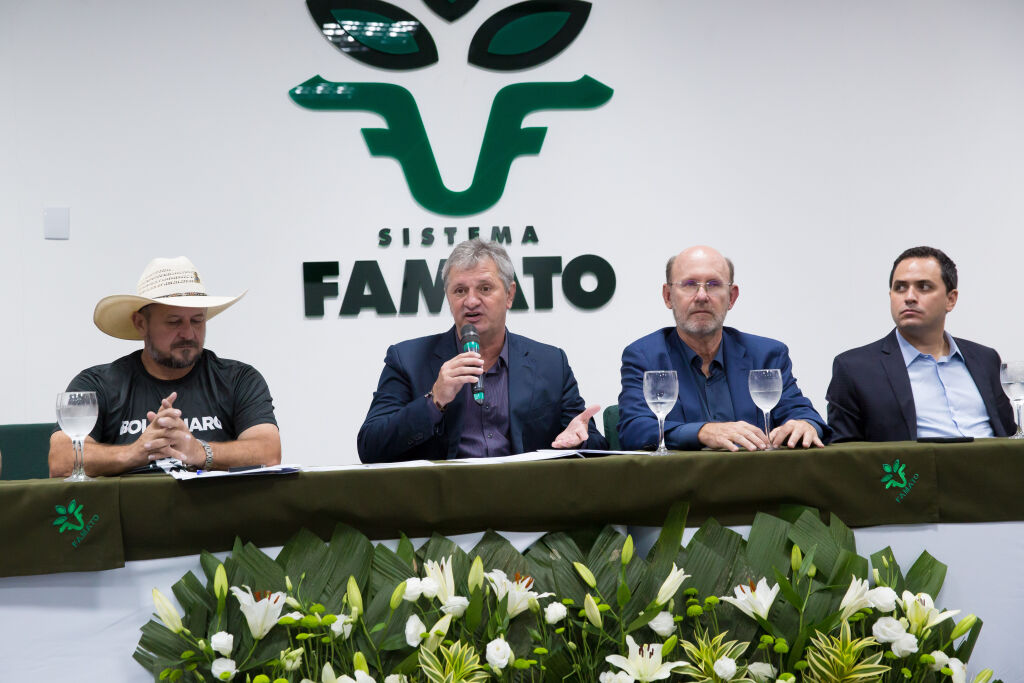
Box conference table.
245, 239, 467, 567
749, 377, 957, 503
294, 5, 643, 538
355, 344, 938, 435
1, 441, 1022, 679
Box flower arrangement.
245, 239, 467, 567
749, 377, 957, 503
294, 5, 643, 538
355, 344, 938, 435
135, 503, 999, 683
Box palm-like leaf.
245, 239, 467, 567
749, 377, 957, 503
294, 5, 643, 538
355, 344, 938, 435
803, 621, 890, 683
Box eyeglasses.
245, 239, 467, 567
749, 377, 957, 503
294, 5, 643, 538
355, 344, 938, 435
667, 280, 732, 296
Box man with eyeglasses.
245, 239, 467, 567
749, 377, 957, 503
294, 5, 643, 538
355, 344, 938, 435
617, 245, 828, 451
826, 246, 1014, 442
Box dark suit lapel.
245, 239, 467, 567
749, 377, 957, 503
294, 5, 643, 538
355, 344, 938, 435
959, 339, 1007, 437
433, 328, 466, 459
723, 333, 758, 426
880, 331, 917, 439
507, 333, 533, 454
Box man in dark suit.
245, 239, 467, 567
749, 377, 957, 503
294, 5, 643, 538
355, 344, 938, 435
618, 246, 828, 452
827, 246, 1015, 442
358, 239, 606, 463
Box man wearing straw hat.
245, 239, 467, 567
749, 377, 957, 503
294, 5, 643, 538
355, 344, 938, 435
48, 257, 281, 477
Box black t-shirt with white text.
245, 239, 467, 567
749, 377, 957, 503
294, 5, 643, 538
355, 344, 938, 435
64, 350, 277, 444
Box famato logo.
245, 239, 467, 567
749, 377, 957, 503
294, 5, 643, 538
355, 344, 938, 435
53, 499, 101, 548
289, 0, 613, 216
880, 459, 919, 503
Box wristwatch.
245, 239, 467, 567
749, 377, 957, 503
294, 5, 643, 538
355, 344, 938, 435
197, 438, 214, 470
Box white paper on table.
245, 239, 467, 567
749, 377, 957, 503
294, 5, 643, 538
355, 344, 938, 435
301, 460, 438, 472
170, 464, 302, 481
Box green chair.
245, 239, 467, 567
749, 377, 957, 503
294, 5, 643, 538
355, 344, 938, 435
0, 423, 55, 480
602, 404, 621, 451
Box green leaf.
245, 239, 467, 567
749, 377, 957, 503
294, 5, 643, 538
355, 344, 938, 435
904, 550, 947, 598
773, 568, 805, 612
55, 505, 67, 515
744, 512, 793, 582
789, 511, 840, 579
828, 514, 857, 553
396, 533, 417, 569
616, 579, 632, 609
826, 550, 869, 589
869, 546, 905, 593
646, 502, 689, 577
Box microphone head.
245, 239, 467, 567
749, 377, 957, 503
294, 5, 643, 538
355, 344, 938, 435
460, 324, 480, 345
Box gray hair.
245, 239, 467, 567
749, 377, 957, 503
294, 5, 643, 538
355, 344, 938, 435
665, 254, 735, 283
442, 239, 516, 291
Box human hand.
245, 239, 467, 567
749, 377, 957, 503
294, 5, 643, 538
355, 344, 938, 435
430, 352, 484, 407
138, 392, 200, 465
769, 419, 824, 449
697, 421, 770, 452
551, 404, 601, 449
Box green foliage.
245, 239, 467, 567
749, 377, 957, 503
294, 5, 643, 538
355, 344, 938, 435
133, 505, 992, 683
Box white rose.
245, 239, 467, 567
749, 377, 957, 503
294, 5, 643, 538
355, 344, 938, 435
403, 578, 423, 601
929, 650, 950, 671
872, 616, 907, 643
211, 657, 237, 681
384, 676, 410, 683
544, 602, 567, 624
867, 586, 898, 613
892, 632, 918, 657
486, 637, 514, 670
442, 595, 469, 618
947, 657, 967, 683
648, 611, 675, 637
713, 656, 737, 681
747, 661, 777, 682
405, 614, 426, 647
210, 631, 234, 657
419, 577, 440, 599
599, 672, 636, 683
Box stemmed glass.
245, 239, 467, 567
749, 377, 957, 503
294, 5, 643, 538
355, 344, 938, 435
56, 391, 98, 482
999, 362, 1024, 439
643, 370, 678, 456
748, 369, 782, 450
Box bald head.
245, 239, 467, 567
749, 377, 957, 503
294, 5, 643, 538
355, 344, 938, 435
663, 245, 738, 343
665, 245, 734, 284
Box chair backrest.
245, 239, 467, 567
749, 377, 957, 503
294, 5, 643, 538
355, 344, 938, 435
602, 404, 621, 451
0, 423, 55, 480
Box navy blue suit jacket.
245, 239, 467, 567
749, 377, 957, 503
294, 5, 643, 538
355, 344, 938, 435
617, 327, 828, 450
826, 329, 1015, 442
358, 328, 607, 463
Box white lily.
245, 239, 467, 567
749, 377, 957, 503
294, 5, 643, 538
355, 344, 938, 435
720, 578, 779, 621
151, 588, 183, 634
839, 576, 871, 620
230, 586, 286, 639
423, 613, 453, 653
338, 673, 376, 683
947, 657, 967, 683
901, 591, 959, 636
485, 569, 554, 618
655, 564, 691, 606
605, 635, 687, 682
423, 557, 458, 605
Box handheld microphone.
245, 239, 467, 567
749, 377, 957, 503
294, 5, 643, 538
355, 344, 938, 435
460, 324, 484, 405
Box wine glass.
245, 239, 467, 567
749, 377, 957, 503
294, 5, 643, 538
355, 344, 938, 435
56, 391, 98, 482
1000, 362, 1024, 439
643, 370, 678, 456
748, 369, 782, 450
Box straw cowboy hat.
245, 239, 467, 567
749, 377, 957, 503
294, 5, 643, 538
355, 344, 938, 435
93, 256, 246, 340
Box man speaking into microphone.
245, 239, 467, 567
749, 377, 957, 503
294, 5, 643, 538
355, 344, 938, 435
357, 239, 607, 463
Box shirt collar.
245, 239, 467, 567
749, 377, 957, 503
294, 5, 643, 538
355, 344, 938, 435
895, 329, 962, 366
674, 331, 726, 371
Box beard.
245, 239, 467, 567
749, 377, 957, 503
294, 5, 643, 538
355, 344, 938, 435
676, 308, 726, 338
146, 340, 201, 369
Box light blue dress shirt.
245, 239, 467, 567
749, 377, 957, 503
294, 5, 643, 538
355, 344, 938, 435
895, 330, 994, 438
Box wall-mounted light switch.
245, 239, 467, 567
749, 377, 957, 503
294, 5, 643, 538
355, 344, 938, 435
44, 207, 71, 240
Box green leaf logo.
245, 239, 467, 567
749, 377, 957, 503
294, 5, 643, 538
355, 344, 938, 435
469, 1, 592, 71
53, 499, 87, 533
423, 0, 478, 22
306, 0, 439, 69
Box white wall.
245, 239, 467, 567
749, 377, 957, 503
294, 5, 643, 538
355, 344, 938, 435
2, 1, 1023, 465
